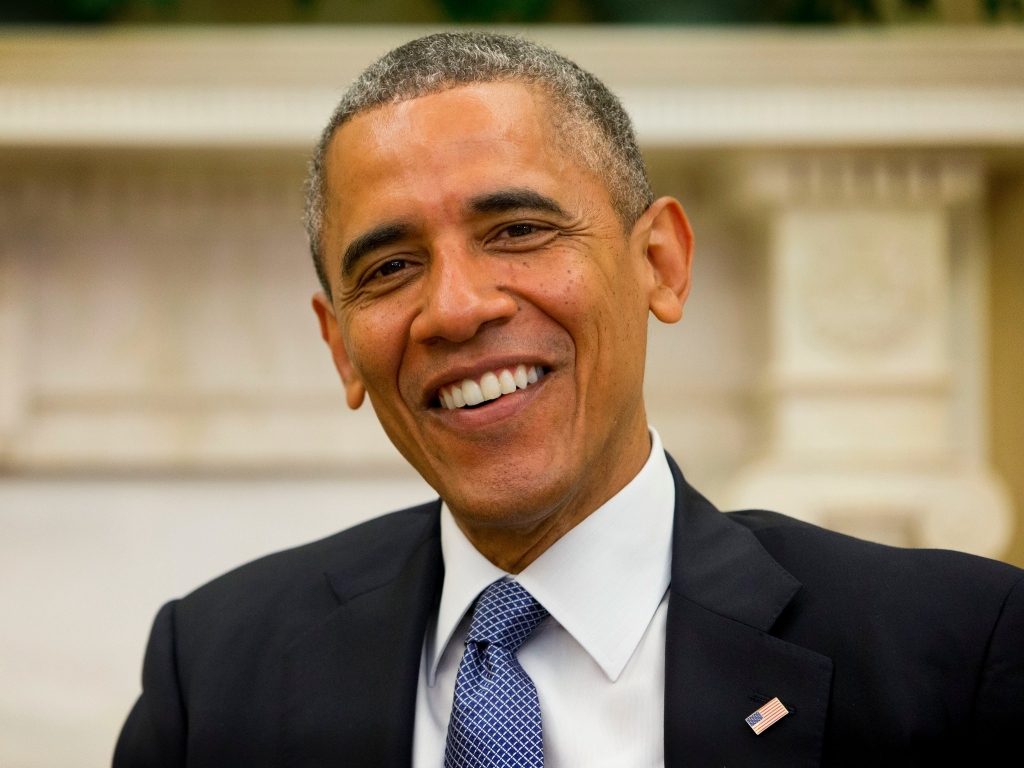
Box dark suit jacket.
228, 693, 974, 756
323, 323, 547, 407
114, 455, 1024, 767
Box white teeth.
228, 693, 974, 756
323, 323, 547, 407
480, 372, 502, 401
513, 364, 529, 389
498, 369, 517, 395
441, 365, 545, 410
451, 385, 465, 407
462, 379, 484, 406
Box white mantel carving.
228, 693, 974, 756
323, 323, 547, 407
0, 156, 407, 472
2, 28, 1024, 147
727, 152, 1012, 555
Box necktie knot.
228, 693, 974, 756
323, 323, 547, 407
466, 579, 548, 655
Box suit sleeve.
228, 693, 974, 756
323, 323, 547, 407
113, 600, 188, 768
972, 575, 1024, 757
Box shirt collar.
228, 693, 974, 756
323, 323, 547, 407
429, 427, 675, 685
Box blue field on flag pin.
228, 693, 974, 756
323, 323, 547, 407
745, 698, 789, 735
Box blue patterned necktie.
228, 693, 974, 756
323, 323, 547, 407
444, 579, 550, 768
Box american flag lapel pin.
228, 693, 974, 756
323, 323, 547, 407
745, 697, 789, 735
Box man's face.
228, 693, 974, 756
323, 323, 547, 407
316, 82, 690, 530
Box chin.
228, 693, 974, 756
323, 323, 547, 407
439, 459, 573, 529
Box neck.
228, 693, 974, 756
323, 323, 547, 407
452, 420, 653, 574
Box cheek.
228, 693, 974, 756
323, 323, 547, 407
512, 243, 594, 309
526, 249, 642, 357
344, 307, 408, 391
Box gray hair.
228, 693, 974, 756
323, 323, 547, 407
304, 31, 653, 297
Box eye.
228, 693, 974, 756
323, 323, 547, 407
503, 223, 537, 238
375, 259, 408, 278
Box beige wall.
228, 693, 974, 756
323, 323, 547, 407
991, 173, 1024, 569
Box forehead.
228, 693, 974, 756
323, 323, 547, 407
322, 82, 582, 230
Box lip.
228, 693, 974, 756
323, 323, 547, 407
430, 369, 551, 429
420, 355, 553, 408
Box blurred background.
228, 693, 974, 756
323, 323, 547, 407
1, 1, 1023, 765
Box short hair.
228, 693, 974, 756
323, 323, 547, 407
304, 31, 654, 297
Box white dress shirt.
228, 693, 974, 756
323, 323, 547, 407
412, 428, 676, 768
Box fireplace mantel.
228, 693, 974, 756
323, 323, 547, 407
0, 27, 1020, 557
2, 27, 1024, 148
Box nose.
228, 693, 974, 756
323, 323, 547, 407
409, 242, 518, 344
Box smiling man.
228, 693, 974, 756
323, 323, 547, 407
115, 33, 1023, 768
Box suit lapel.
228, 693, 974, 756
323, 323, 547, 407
664, 455, 833, 768
277, 460, 832, 767
281, 502, 443, 768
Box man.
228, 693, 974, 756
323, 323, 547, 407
114, 32, 1023, 768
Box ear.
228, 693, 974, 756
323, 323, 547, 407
312, 291, 366, 410
636, 196, 694, 324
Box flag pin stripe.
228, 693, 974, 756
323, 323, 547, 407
745, 697, 789, 735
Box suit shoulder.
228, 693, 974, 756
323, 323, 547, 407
727, 508, 1023, 604
727, 508, 818, 534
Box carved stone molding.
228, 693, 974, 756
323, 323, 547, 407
737, 153, 984, 208
795, 209, 942, 358
731, 465, 1012, 555
726, 149, 1013, 555
3, 29, 1024, 148
0, 154, 416, 473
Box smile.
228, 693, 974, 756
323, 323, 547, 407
437, 364, 547, 410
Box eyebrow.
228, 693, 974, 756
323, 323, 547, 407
341, 222, 412, 278
468, 188, 570, 219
